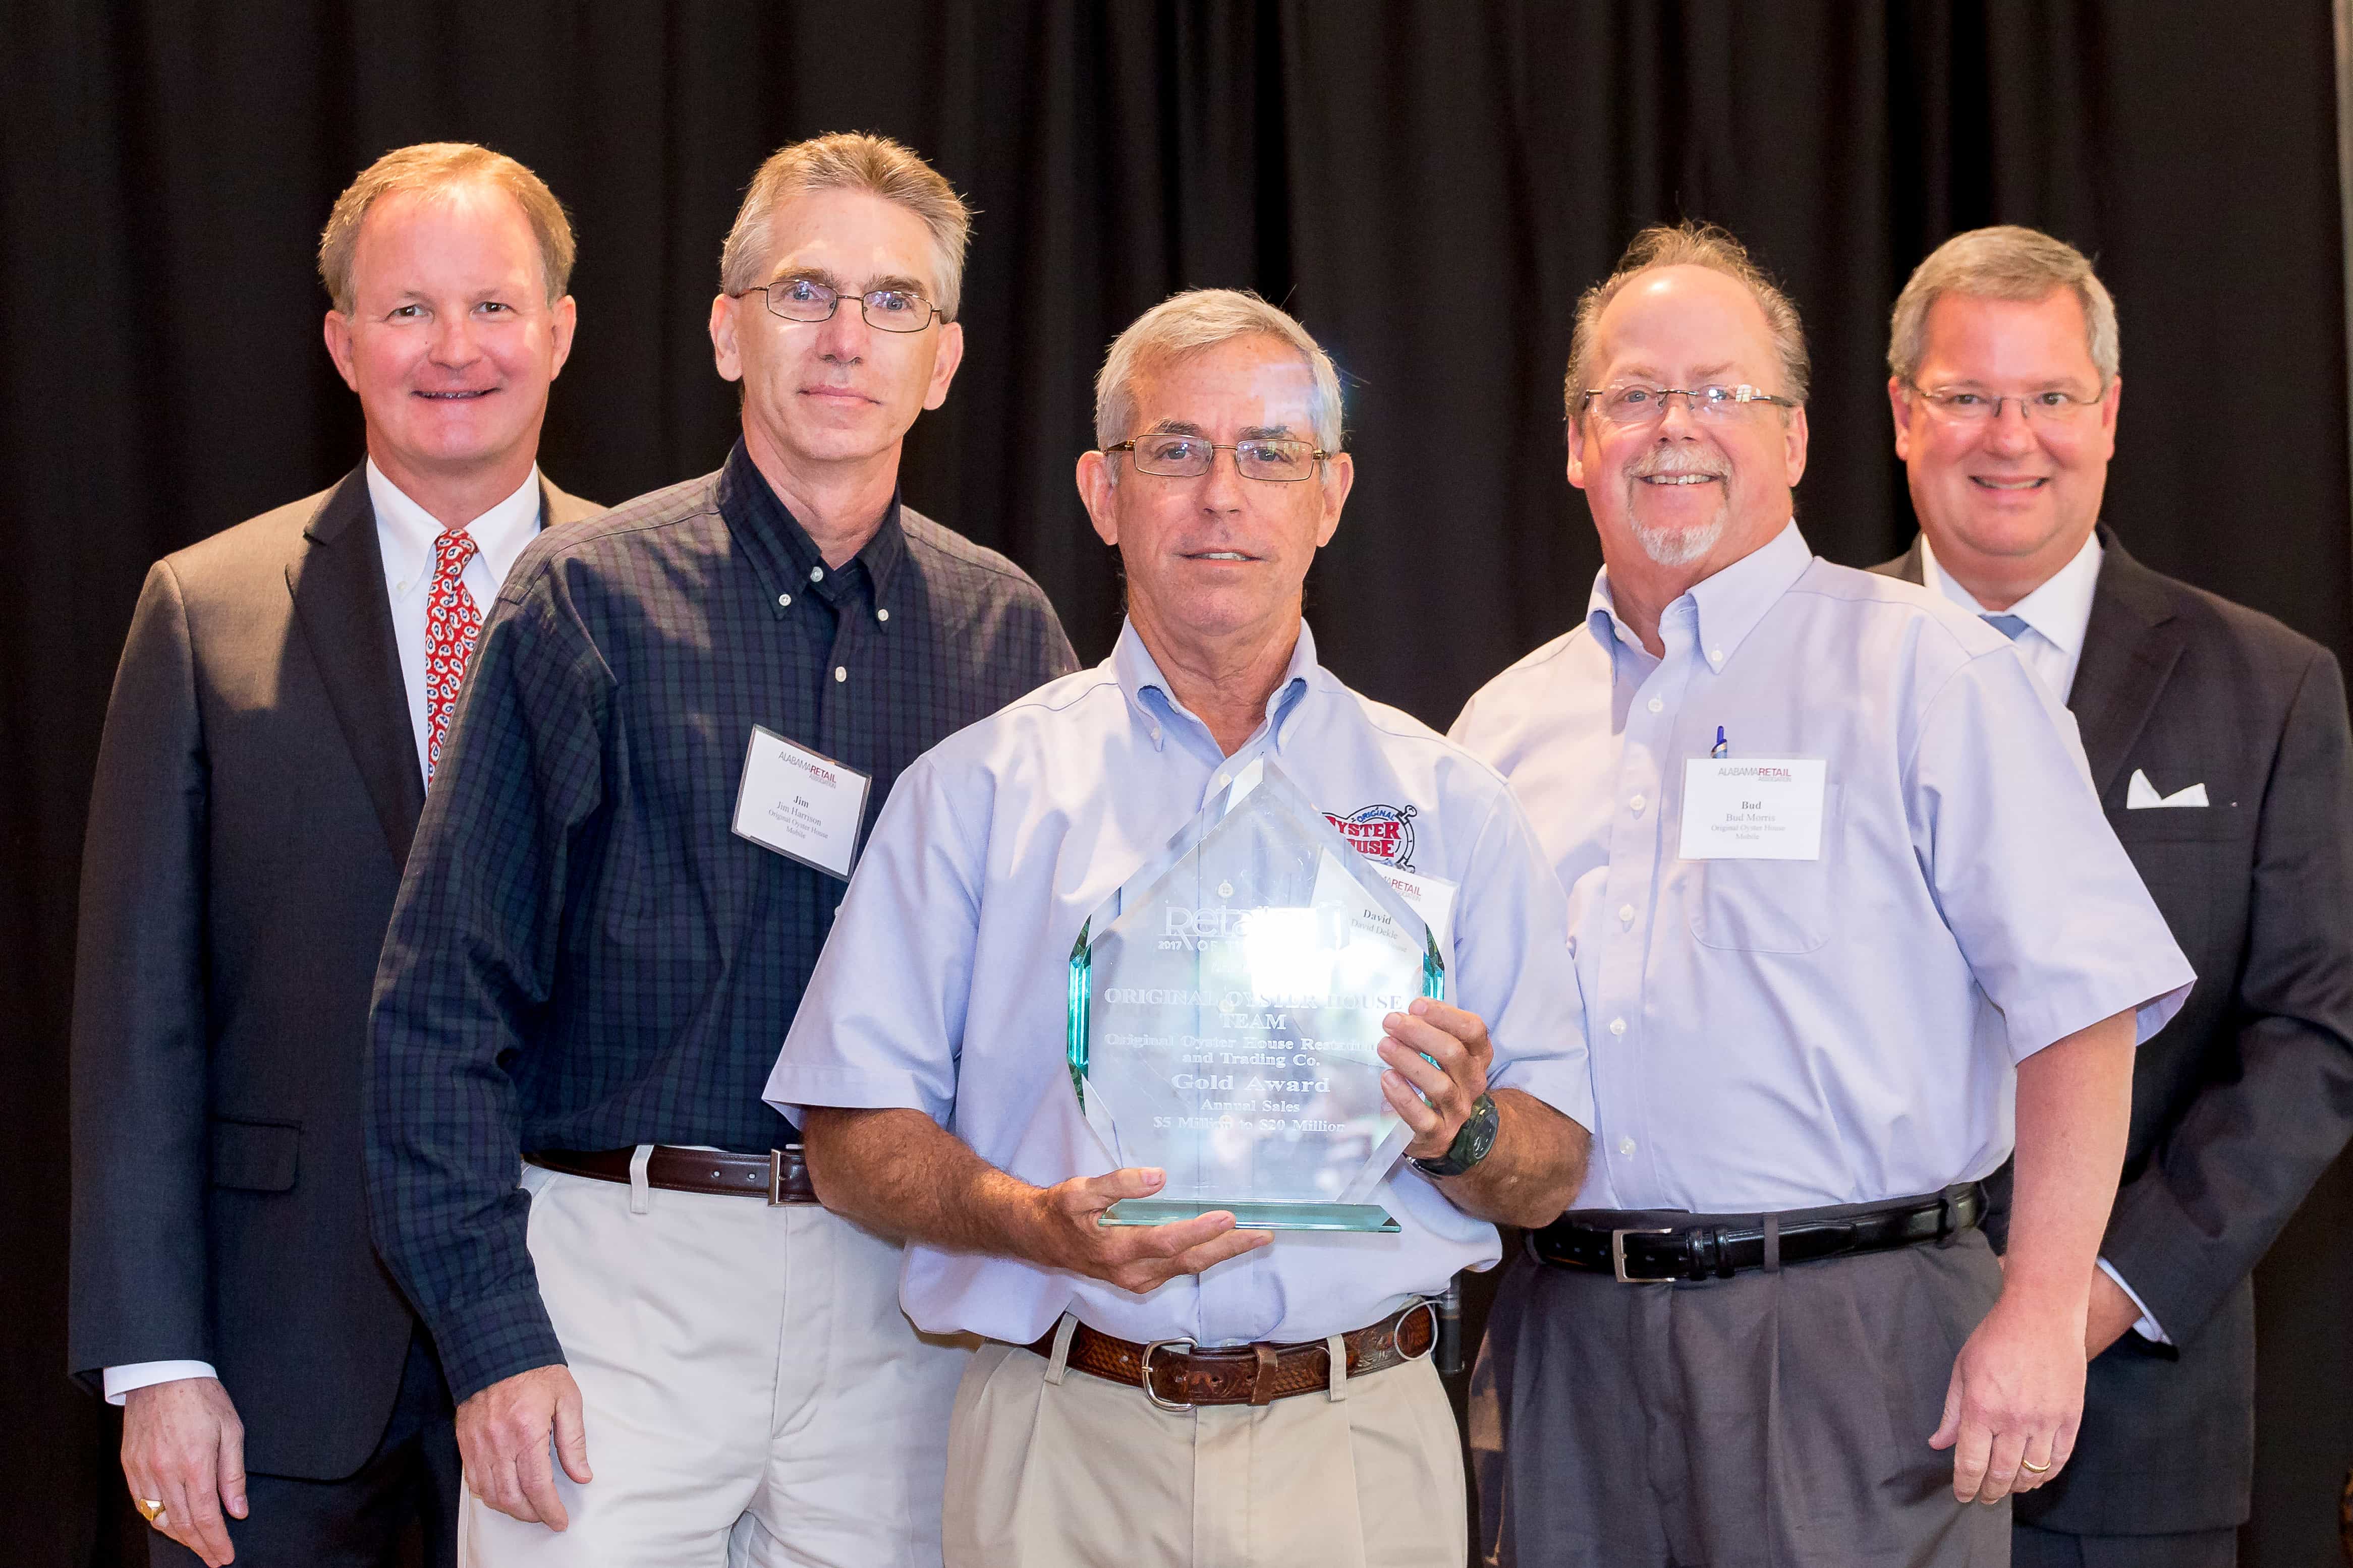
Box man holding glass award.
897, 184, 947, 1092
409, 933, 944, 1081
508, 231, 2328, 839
766, 288, 1593, 1568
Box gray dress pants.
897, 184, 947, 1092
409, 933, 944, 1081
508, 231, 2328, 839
1470, 1224, 2009, 1567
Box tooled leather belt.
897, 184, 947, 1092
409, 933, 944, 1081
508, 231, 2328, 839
525, 1145, 817, 1204
1022, 1300, 1438, 1410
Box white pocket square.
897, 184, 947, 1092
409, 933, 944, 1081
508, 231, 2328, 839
2126, 768, 2208, 809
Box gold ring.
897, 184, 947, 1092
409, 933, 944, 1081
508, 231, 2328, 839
2020, 1458, 2052, 1474
134, 1497, 167, 1526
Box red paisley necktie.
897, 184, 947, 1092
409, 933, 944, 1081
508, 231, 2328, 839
423, 528, 482, 782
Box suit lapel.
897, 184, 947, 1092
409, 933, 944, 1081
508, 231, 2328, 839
286, 467, 426, 868
2067, 528, 2185, 803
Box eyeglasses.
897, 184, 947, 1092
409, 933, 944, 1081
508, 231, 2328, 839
1906, 385, 2102, 424
736, 277, 942, 332
1107, 433, 1330, 482
1581, 384, 1799, 427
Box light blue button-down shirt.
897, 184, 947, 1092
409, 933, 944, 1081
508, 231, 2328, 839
768, 619, 1593, 1346
1450, 521, 2193, 1214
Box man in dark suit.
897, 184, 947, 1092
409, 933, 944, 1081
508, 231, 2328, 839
1877, 225, 2353, 1567
70, 143, 598, 1568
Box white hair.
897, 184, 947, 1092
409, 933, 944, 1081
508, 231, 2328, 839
1094, 288, 1344, 459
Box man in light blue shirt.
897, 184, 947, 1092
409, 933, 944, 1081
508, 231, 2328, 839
1451, 223, 2194, 1568
767, 288, 1592, 1568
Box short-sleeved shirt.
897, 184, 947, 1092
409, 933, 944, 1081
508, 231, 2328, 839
767, 619, 1593, 1348
368, 441, 1076, 1401
1449, 521, 2193, 1214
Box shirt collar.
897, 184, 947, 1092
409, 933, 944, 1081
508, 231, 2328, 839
1112, 616, 1320, 754
1586, 517, 1813, 673
367, 459, 543, 603
716, 438, 909, 607
1919, 528, 2103, 656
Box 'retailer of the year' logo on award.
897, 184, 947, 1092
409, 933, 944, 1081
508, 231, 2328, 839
1066, 757, 1443, 1232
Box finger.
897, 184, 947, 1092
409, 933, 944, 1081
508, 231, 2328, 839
2049, 1413, 2080, 1473
1949, 1416, 1994, 1503
165, 1471, 235, 1567
1977, 1427, 2028, 1502
1075, 1167, 1167, 1209
1381, 1070, 1445, 1135
1928, 1364, 1963, 1450
1381, 1013, 1471, 1072
514, 1425, 569, 1531
1377, 1040, 1454, 1103
1114, 1210, 1239, 1259
1165, 1227, 1273, 1276
552, 1383, 594, 1485
2014, 1431, 2058, 1493
1405, 996, 1490, 1055
481, 1447, 536, 1525
217, 1415, 249, 1520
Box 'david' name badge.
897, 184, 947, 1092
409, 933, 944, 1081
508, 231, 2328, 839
732, 725, 872, 881
1678, 757, 1827, 861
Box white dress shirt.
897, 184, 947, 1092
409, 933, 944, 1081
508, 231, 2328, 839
767, 619, 1594, 1348
1920, 526, 2168, 1342
104, 462, 544, 1405
1450, 520, 2192, 1217
1921, 528, 2103, 702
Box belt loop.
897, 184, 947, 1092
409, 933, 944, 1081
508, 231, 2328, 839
1936, 1189, 1957, 1248
1249, 1343, 1279, 1407
628, 1144, 653, 1215
1043, 1313, 1078, 1386
1326, 1333, 1350, 1402
1762, 1213, 1781, 1273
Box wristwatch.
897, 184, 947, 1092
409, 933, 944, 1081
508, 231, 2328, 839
1410, 1092, 1498, 1179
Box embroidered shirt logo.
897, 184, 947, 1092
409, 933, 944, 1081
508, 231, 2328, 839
1325, 803, 1418, 869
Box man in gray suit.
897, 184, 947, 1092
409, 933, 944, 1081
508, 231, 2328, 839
1878, 224, 2353, 1567
70, 143, 598, 1567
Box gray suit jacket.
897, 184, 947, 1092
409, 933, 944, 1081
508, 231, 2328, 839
68, 465, 601, 1478
1876, 527, 2353, 1535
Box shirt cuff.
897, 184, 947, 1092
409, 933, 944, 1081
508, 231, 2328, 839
103, 1360, 219, 1406
2096, 1256, 2170, 1346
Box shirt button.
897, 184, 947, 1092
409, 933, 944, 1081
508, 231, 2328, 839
876, 608, 890, 622
1617, 904, 1634, 925
777, 593, 792, 608
1608, 1017, 1627, 1036
397, 579, 412, 595
833, 666, 848, 683
809, 565, 825, 583
1710, 647, 1725, 663
1629, 794, 1646, 814
1647, 697, 1663, 714
1617, 1136, 1638, 1156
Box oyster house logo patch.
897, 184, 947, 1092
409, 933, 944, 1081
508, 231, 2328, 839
1324, 802, 1417, 868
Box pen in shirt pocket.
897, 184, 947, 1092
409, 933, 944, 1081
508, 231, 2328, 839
1712, 726, 1729, 759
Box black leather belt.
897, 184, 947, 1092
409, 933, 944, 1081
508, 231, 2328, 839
526, 1145, 817, 1204
1531, 1182, 1984, 1283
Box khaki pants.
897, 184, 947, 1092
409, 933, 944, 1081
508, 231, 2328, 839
943, 1319, 1467, 1568
461, 1158, 969, 1568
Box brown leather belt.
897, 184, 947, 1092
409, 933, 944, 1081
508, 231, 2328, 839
525, 1145, 817, 1204
1022, 1301, 1438, 1410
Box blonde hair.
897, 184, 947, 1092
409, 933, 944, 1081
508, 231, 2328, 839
1566, 221, 1810, 418
1094, 288, 1344, 458
719, 133, 972, 320
318, 142, 574, 314
1889, 225, 2118, 386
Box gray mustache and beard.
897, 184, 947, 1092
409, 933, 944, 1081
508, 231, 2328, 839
1623, 446, 1731, 566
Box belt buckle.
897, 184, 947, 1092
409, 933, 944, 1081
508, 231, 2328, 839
1610, 1227, 1677, 1284
1140, 1338, 1197, 1413
767, 1149, 788, 1206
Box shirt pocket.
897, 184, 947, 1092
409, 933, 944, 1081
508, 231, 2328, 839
1685, 783, 1840, 955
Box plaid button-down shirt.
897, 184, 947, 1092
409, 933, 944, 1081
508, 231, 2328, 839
367, 441, 1077, 1400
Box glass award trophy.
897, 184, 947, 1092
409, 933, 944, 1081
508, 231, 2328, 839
1067, 757, 1444, 1232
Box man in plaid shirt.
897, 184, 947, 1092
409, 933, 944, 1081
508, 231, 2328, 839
367, 133, 1074, 1567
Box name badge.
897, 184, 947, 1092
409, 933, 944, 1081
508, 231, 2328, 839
731, 725, 872, 881
1678, 758, 1827, 860
1377, 865, 1459, 958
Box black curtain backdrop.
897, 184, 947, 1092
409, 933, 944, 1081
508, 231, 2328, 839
7, 4, 2349, 1564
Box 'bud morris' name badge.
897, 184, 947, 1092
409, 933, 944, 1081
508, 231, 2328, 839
732, 725, 872, 881
1678, 758, 1827, 860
